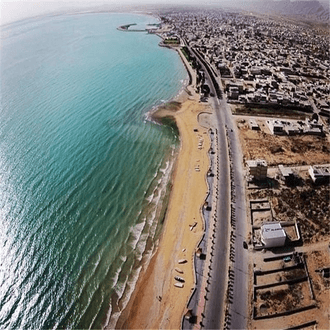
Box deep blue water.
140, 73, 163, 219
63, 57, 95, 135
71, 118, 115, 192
0, 13, 187, 329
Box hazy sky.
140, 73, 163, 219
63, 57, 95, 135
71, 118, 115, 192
0, 1, 161, 25
0, 0, 238, 25
1, 1, 117, 25
1, 0, 326, 26
1, 0, 194, 25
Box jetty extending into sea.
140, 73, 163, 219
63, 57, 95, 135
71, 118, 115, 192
117, 23, 160, 32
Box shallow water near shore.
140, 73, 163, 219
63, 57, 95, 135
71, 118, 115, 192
0, 12, 187, 329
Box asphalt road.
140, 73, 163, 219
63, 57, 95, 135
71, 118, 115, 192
204, 94, 231, 330
188, 45, 248, 329
223, 102, 249, 329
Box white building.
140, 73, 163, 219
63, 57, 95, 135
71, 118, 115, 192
249, 119, 259, 130
247, 159, 268, 180
261, 223, 286, 248
308, 165, 330, 183
304, 117, 323, 135
266, 120, 284, 135
278, 164, 293, 178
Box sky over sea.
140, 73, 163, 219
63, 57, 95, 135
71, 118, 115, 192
0, 0, 261, 26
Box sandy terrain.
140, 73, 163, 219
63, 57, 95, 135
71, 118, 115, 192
116, 96, 212, 329
250, 242, 330, 330
236, 113, 330, 330
235, 116, 329, 166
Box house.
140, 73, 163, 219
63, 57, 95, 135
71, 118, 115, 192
249, 119, 260, 130
278, 164, 299, 185
228, 86, 239, 100
305, 117, 323, 133
261, 223, 286, 248
320, 108, 330, 117
266, 120, 284, 135
250, 67, 261, 76
308, 166, 330, 184
279, 164, 293, 178
269, 91, 278, 104
284, 122, 301, 135
247, 159, 268, 180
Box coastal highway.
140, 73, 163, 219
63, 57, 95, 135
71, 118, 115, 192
221, 100, 249, 330
187, 45, 248, 329
204, 92, 231, 330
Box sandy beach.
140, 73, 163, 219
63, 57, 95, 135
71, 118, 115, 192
115, 93, 213, 329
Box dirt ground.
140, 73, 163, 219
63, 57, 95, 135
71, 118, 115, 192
248, 182, 329, 244
238, 114, 330, 329
250, 244, 330, 330
247, 179, 329, 329
235, 116, 330, 166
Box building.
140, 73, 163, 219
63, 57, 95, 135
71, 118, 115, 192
266, 120, 284, 135
304, 117, 323, 135
228, 86, 239, 99
278, 164, 293, 178
261, 223, 286, 248
320, 107, 330, 117
249, 119, 260, 130
308, 165, 330, 184
284, 122, 301, 135
278, 164, 298, 186
247, 159, 268, 180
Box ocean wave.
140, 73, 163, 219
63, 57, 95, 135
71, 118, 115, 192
135, 233, 148, 261
118, 264, 142, 309
106, 265, 142, 330
0, 12, 187, 330
105, 150, 176, 329
128, 219, 146, 251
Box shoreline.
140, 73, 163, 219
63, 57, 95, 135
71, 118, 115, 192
115, 98, 212, 329
115, 87, 213, 329
112, 24, 209, 330
144, 45, 197, 125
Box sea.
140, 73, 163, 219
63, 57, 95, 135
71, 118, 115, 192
0, 12, 187, 329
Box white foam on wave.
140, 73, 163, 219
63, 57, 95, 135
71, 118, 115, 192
106, 310, 121, 330
119, 254, 127, 262
129, 219, 146, 251
106, 265, 142, 330
135, 233, 148, 261
159, 160, 170, 174
110, 255, 127, 290
114, 277, 127, 299
146, 156, 175, 236
146, 158, 167, 205
119, 265, 142, 309
146, 193, 154, 203
103, 303, 112, 330
107, 151, 177, 329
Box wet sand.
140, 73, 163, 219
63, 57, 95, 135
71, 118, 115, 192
115, 94, 212, 329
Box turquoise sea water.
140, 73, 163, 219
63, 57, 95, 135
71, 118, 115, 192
0, 13, 187, 329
